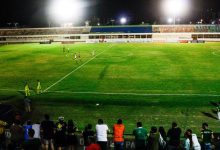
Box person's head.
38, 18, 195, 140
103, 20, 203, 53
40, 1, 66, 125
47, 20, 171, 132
137, 122, 142, 127
172, 122, 177, 128
187, 129, 192, 134
28, 129, 35, 138
117, 119, 122, 124
184, 131, 190, 138
15, 113, 22, 121
151, 126, 157, 133
44, 114, 50, 120
27, 120, 32, 125
98, 119, 103, 124
58, 116, 64, 123
159, 126, 166, 134
87, 124, 92, 130
202, 122, 208, 129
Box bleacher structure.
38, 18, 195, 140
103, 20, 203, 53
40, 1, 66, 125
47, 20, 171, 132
0, 25, 219, 43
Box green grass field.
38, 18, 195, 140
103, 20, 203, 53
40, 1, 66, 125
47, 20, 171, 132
0, 42, 220, 135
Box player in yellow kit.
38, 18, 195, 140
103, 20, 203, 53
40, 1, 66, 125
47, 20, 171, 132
25, 82, 30, 96
36, 80, 42, 94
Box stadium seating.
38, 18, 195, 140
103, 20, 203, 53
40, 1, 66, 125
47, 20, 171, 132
90, 26, 153, 33
152, 25, 220, 33
0, 25, 219, 43
0, 25, 219, 37
0, 27, 91, 36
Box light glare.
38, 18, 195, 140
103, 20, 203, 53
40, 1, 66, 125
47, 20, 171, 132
49, 0, 85, 23
120, 17, 127, 24
162, 0, 189, 16
167, 17, 173, 23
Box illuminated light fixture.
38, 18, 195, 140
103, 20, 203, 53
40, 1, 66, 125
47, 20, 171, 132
120, 17, 127, 24
49, 0, 85, 23
167, 17, 174, 24
162, 0, 189, 16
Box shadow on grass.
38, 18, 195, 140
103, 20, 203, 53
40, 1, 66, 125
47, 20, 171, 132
98, 65, 109, 80
201, 111, 218, 120
212, 109, 218, 114
210, 101, 220, 107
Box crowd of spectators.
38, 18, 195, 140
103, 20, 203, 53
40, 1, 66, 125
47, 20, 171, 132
0, 27, 90, 36
0, 113, 216, 150
152, 25, 220, 33
0, 25, 219, 37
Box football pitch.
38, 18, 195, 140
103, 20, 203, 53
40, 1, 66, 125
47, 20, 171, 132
0, 42, 220, 134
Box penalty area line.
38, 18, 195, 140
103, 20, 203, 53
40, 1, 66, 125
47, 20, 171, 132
44, 49, 107, 92
47, 90, 220, 97
0, 89, 23, 92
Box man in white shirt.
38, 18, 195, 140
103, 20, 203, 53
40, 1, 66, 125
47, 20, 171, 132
32, 123, 40, 139
96, 119, 109, 150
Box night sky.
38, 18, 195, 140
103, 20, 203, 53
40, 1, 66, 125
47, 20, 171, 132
0, 0, 220, 27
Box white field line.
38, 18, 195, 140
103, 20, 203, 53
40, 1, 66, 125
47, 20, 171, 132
44, 48, 109, 92
1, 88, 220, 97
47, 90, 220, 97
0, 89, 23, 92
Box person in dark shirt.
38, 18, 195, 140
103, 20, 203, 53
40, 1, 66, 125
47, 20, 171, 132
55, 116, 67, 150
133, 122, 148, 150
167, 122, 182, 150
40, 114, 55, 150
159, 126, 167, 150
23, 128, 41, 150
159, 126, 167, 142
147, 126, 160, 150
10, 120, 24, 149
67, 120, 78, 150
83, 124, 95, 149
201, 122, 214, 150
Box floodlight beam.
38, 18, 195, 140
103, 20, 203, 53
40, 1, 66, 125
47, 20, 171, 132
49, 0, 85, 24
162, 0, 189, 24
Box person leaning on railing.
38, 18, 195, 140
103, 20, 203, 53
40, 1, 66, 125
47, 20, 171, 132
113, 119, 125, 150
201, 123, 214, 150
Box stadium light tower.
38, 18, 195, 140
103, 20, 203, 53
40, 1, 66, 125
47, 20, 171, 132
162, 0, 189, 24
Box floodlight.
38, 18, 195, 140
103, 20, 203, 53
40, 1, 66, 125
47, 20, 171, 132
120, 17, 127, 24
49, 0, 85, 23
167, 17, 173, 24
162, 0, 189, 16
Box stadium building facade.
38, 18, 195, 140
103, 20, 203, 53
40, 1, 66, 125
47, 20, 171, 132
0, 25, 220, 43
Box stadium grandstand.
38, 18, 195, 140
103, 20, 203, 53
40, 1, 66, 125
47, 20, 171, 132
0, 25, 220, 44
